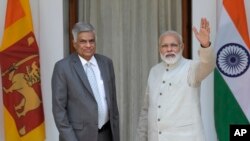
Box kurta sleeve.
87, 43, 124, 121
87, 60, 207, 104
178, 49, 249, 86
188, 46, 216, 87
136, 86, 149, 141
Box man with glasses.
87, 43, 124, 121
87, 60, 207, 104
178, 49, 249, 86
137, 18, 215, 141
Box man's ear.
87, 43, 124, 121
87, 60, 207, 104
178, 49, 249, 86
180, 43, 185, 56
180, 43, 184, 50
72, 40, 77, 49
158, 45, 161, 52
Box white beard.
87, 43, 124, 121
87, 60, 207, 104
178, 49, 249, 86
160, 51, 182, 65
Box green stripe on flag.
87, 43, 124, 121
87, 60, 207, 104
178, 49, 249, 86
214, 69, 249, 141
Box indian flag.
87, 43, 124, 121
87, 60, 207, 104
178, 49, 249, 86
214, 0, 250, 141
0, 0, 45, 140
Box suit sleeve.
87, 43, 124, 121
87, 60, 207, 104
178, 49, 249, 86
109, 60, 120, 141
52, 62, 78, 141
110, 60, 119, 119
136, 86, 149, 141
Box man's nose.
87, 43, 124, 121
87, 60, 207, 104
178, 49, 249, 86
166, 46, 173, 51
86, 41, 91, 47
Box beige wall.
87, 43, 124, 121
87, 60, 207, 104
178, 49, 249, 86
192, 0, 217, 141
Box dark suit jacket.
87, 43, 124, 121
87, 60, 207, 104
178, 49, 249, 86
52, 53, 120, 141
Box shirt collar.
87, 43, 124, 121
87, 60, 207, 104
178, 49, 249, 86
78, 55, 98, 67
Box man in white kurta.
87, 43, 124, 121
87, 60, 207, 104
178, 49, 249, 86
137, 18, 215, 141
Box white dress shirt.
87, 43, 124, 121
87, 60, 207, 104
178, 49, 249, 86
79, 55, 109, 127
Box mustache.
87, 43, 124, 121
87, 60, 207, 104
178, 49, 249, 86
163, 52, 176, 58
160, 51, 182, 65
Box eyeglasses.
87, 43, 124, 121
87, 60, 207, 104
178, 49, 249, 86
160, 43, 180, 49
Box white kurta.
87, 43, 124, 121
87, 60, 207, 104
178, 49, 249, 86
137, 47, 215, 141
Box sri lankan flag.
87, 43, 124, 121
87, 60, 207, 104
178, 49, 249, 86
214, 0, 250, 140
0, 0, 45, 140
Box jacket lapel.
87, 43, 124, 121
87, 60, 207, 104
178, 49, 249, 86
72, 53, 94, 96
